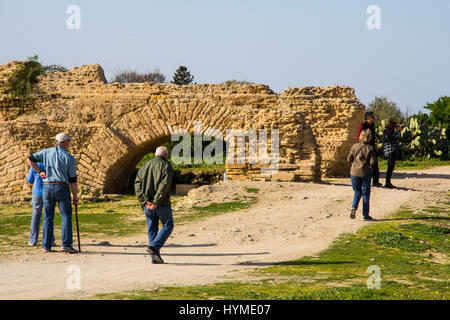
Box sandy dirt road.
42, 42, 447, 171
0, 166, 448, 299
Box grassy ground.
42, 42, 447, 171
94, 192, 449, 300
378, 158, 449, 171
0, 192, 258, 254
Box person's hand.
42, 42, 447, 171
73, 197, 79, 206
145, 201, 157, 210
39, 171, 46, 179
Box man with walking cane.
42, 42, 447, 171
27, 133, 79, 254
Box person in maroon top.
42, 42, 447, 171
357, 111, 382, 187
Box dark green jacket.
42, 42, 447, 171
135, 156, 174, 208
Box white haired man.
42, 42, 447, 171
27, 133, 79, 253
135, 146, 174, 263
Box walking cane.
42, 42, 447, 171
75, 203, 81, 253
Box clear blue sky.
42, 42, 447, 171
1, 0, 449, 114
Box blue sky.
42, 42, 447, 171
1, 0, 449, 114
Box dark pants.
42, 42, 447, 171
144, 205, 174, 253
371, 151, 380, 184
385, 153, 396, 185
42, 184, 73, 249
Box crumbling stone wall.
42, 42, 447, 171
0, 61, 364, 201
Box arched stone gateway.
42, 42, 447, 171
0, 62, 364, 200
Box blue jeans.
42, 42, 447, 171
42, 184, 73, 249
144, 205, 174, 253
350, 174, 371, 218
29, 195, 55, 245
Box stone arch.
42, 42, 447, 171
76, 97, 310, 194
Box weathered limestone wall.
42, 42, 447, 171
0, 61, 365, 201
280, 86, 365, 177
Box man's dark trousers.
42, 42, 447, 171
144, 205, 174, 253
372, 151, 380, 185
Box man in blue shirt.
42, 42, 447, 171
28, 133, 79, 254
26, 162, 55, 246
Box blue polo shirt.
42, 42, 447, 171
26, 162, 45, 196
32, 146, 77, 185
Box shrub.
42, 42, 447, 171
111, 68, 166, 83
375, 118, 449, 160
2, 55, 66, 115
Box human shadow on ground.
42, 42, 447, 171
79, 249, 268, 258
236, 260, 355, 267
83, 243, 217, 248
163, 252, 270, 257
165, 262, 223, 266
379, 171, 450, 180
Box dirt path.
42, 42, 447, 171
1, 166, 449, 299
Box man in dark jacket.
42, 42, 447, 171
357, 111, 382, 187
135, 146, 174, 264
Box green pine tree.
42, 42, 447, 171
171, 66, 194, 85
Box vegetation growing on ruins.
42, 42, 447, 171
2, 55, 66, 115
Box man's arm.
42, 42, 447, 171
347, 144, 355, 163
152, 165, 173, 206
27, 158, 46, 179
26, 167, 35, 184
68, 157, 78, 205
134, 165, 149, 207
70, 182, 79, 205
28, 151, 46, 178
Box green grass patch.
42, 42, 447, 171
245, 187, 259, 194
378, 158, 450, 171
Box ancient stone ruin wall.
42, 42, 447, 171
280, 86, 365, 177
0, 61, 365, 201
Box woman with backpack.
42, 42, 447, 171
347, 128, 376, 221
383, 119, 402, 188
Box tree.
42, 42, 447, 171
111, 68, 165, 83
171, 66, 194, 85
424, 96, 450, 133
368, 96, 404, 123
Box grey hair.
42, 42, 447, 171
155, 146, 168, 158
359, 129, 372, 143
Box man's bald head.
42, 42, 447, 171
155, 146, 169, 159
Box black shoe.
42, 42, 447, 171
363, 216, 374, 221
350, 207, 356, 219
372, 182, 382, 187
147, 246, 164, 264
385, 183, 395, 189
61, 246, 79, 254
151, 258, 164, 264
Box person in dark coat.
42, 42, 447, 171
383, 119, 402, 188
357, 111, 381, 187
